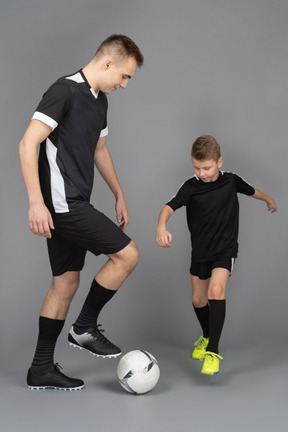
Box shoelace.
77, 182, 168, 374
199, 351, 223, 362
89, 324, 109, 343
54, 363, 65, 374
194, 336, 208, 348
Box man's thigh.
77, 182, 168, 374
53, 204, 131, 255
48, 204, 131, 276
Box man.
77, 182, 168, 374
19, 34, 144, 390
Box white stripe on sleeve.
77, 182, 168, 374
32, 112, 58, 131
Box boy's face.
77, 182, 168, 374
192, 157, 223, 182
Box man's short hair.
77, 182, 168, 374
95, 34, 144, 67
192, 135, 221, 161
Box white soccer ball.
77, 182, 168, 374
117, 350, 160, 394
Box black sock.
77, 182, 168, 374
31, 317, 65, 375
73, 279, 117, 334
193, 304, 210, 338
206, 299, 226, 354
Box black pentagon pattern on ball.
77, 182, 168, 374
119, 350, 158, 394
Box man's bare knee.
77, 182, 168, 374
122, 241, 139, 273
111, 241, 139, 275
52, 272, 80, 302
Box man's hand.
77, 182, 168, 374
29, 202, 55, 238
115, 196, 129, 231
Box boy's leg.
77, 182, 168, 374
201, 268, 229, 375
191, 275, 210, 358
191, 275, 210, 337
206, 267, 230, 354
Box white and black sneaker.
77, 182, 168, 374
27, 363, 85, 391
68, 324, 121, 358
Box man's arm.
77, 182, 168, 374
156, 205, 174, 248
251, 188, 277, 213
19, 119, 55, 238
94, 136, 129, 230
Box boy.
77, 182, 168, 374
156, 135, 277, 375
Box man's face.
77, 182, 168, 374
101, 56, 137, 94
192, 157, 223, 182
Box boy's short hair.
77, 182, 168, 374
191, 135, 221, 161
95, 34, 144, 67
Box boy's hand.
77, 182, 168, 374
252, 189, 277, 214
267, 198, 277, 213
157, 228, 173, 248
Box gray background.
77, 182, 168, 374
1, 0, 287, 431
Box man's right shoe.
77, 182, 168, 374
192, 336, 209, 360
27, 363, 85, 391
68, 324, 121, 358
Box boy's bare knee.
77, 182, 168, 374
192, 295, 208, 308
208, 284, 225, 300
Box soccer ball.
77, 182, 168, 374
117, 350, 160, 394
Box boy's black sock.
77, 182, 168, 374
193, 304, 210, 338
206, 299, 226, 354
73, 279, 117, 334
31, 316, 65, 375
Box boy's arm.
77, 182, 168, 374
156, 205, 174, 248
19, 119, 55, 238
251, 188, 277, 213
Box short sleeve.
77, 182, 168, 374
234, 174, 255, 196
166, 181, 192, 211
32, 82, 72, 131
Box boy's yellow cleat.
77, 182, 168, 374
192, 336, 209, 360
200, 352, 223, 375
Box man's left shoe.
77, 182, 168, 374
200, 351, 223, 375
68, 324, 121, 358
27, 363, 85, 391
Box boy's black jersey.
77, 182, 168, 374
166, 171, 255, 261
33, 70, 108, 213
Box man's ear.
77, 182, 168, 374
103, 59, 113, 70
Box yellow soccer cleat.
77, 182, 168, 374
200, 352, 223, 375
192, 336, 209, 360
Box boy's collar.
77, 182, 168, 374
195, 170, 224, 182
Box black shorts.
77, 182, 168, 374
47, 204, 131, 276
190, 257, 235, 280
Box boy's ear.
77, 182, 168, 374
217, 156, 223, 168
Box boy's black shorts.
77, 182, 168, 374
190, 257, 235, 280
47, 204, 131, 276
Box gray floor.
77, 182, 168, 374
1, 337, 286, 432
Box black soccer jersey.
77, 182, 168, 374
166, 171, 255, 261
33, 70, 108, 213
